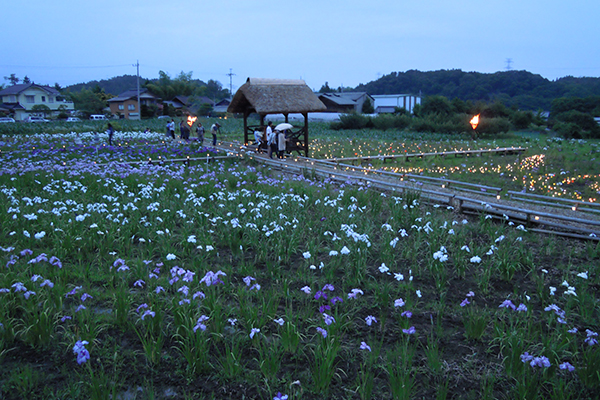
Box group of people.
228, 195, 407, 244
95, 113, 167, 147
254, 121, 288, 159
105, 119, 221, 147
166, 118, 220, 146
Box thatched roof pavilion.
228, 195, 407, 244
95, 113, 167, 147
227, 78, 326, 156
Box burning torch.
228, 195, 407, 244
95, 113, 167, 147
187, 115, 197, 127
470, 114, 480, 138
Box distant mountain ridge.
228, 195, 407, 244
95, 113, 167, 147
65, 70, 600, 111
356, 69, 600, 111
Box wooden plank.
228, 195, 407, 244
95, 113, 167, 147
324, 147, 527, 162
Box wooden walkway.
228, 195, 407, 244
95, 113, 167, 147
213, 141, 599, 241
323, 147, 528, 163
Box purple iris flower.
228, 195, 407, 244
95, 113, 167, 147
316, 327, 328, 338
559, 362, 575, 372
402, 326, 415, 334
499, 300, 516, 310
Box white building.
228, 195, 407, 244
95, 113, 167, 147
372, 94, 421, 114
0, 83, 74, 121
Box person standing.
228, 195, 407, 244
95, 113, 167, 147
267, 125, 277, 159
180, 120, 191, 141
265, 121, 273, 142
210, 122, 220, 146
168, 119, 175, 139
107, 123, 115, 146
277, 129, 287, 159
253, 126, 264, 152
196, 122, 205, 143
265, 121, 274, 158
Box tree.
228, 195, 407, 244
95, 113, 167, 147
23, 76, 31, 84
162, 103, 171, 117
197, 103, 213, 117
319, 82, 333, 93
56, 105, 69, 120
4, 74, 19, 85
205, 79, 226, 100
141, 104, 158, 119
143, 71, 229, 103
511, 110, 534, 130
67, 89, 107, 118
393, 107, 409, 116
420, 95, 452, 115
451, 98, 471, 114
31, 104, 51, 117
361, 98, 374, 114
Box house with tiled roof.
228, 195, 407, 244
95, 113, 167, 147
0, 83, 74, 121
317, 92, 374, 113
163, 95, 189, 112
163, 95, 215, 116
213, 98, 231, 114
107, 88, 161, 119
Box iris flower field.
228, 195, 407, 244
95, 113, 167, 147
0, 123, 599, 399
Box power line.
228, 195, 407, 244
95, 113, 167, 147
0, 64, 132, 70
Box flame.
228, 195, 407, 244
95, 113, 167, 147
470, 114, 480, 130
187, 115, 197, 126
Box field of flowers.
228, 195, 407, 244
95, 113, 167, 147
1, 126, 599, 399
309, 133, 600, 204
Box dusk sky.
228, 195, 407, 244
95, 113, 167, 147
2, 0, 599, 92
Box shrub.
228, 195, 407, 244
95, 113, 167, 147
329, 121, 343, 131
337, 112, 370, 129
553, 111, 600, 138
511, 111, 534, 130
410, 117, 437, 133
372, 114, 396, 131
553, 121, 582, 139
477, 117, 511, 135
393, 114, 412, 130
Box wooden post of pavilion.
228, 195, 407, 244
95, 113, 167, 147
304, 113, 309, 156
243, 110, 249, 146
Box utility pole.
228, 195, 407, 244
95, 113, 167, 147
226, 68, 236, 98
134, 60, 141, 120
505, 58, 513, 71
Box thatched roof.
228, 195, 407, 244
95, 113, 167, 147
227, 78, 326, 114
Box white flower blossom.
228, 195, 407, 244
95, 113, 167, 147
577, 271, 588, 279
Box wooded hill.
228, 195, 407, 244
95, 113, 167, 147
65, 75, 143, 96
64, 73, 229, 101
355, 69, 600, 111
